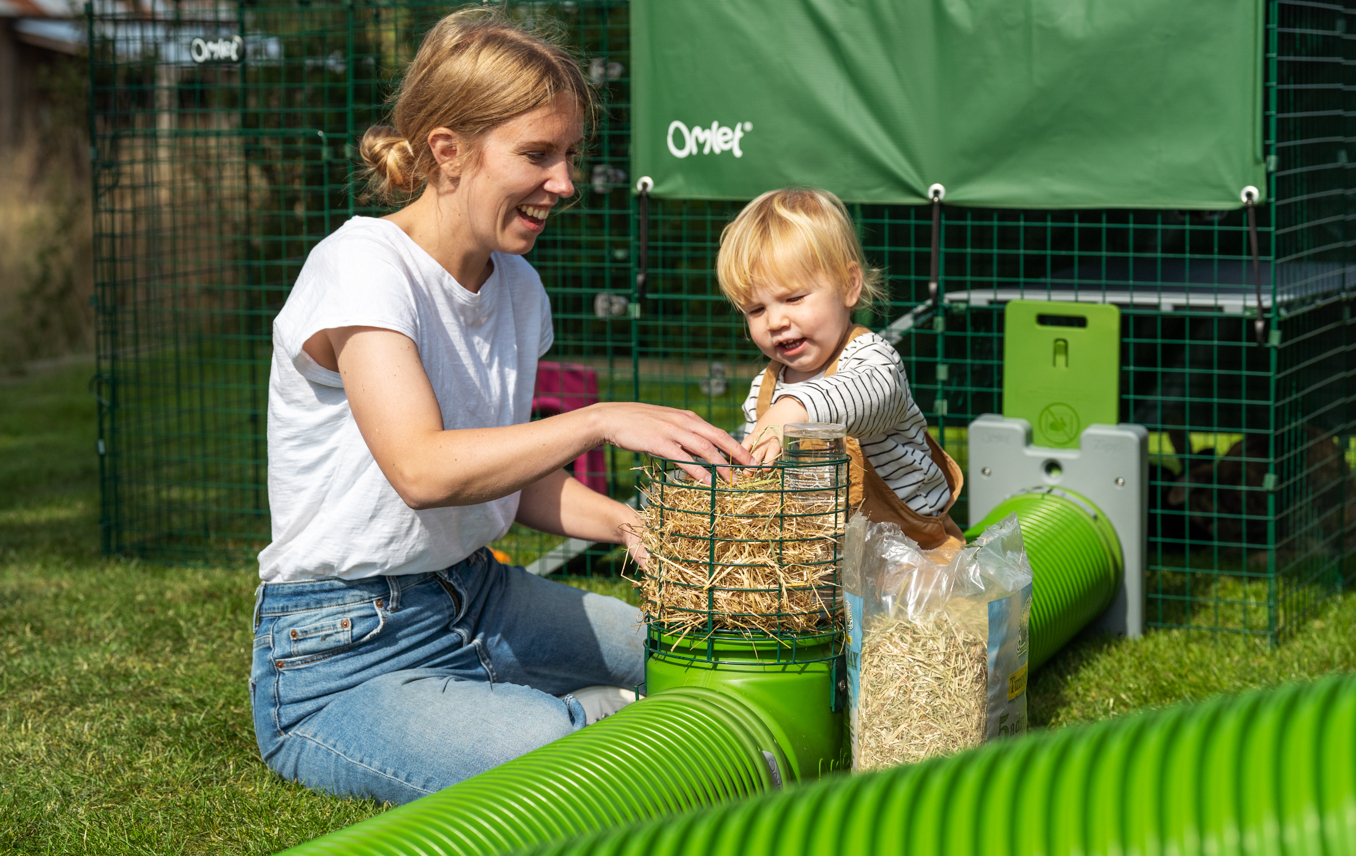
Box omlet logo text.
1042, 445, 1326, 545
667, 120, 752, 159
191, 36, 244, 63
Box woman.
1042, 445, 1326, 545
249, 9, 749, 805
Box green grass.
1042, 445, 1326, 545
1, 362, 1353, 855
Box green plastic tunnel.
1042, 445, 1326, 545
516, 673, 1356, 856
968, 487, 1122, 669
279, 490, 1133, 856
277, 687, 787, 856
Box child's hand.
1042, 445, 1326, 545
742, 424, 782, 464
742, 397, 809, 465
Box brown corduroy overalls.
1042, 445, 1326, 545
755, 325, 966, 551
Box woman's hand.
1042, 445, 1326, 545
620, 521, 648, 570
741, 397, 809, 464
591, 402, 753, 483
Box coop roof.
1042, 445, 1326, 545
1, 0, 81, 54
0, 0, 75, 17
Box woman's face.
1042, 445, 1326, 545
454, 93, 582, 258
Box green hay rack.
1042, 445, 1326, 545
635, 451, 852, 780
90, 0, 1355, 640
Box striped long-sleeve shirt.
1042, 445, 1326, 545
739, 330, 951, 515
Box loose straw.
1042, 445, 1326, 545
858, 611, 987, 770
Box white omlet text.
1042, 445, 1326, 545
667, 120, 751, 159
191, 36, 244, 64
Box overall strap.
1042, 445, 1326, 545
822, 324, 872, 378
755, 324, 873, 418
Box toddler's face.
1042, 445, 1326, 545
740, 270, 862, 383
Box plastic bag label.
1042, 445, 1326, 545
986, 582, 1031, 739
845, 588, 864, 768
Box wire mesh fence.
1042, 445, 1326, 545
90, 0, 639, 572
91, 0, 1354, 637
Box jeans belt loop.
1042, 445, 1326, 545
385, 575, 401, 612
253, 583, 265, 631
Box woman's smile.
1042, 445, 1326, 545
514, 203, 551, 234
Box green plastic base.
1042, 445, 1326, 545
645, 633, 847, 783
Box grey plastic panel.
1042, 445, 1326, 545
967, 415, 1147, 639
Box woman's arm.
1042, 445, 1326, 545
329, 326, 750, 509
515, 468, 644, 562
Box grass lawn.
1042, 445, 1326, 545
2, 363, 1353, 855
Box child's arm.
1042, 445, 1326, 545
789, 336, 912, 436
738, 372, 793, 464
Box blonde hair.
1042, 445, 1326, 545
717, 187, 885, 311
359, 7, 592, 202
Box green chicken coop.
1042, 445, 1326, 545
90, 0, 1354, 642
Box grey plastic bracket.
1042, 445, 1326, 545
966, 415, 1146, 639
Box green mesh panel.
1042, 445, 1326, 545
91, 1, 1355, 638
90, 0, 637, 573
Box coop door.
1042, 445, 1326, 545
1002, 300, 1120, 449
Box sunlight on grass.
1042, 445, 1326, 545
2, 362, 1354, 855
1030, 593, 1356, 728
0, 502, 90, 526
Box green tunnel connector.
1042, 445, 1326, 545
645, 630, 847, 783
967, 488, 1122, 669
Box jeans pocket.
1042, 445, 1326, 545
271, 599, 386, 669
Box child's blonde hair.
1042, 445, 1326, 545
717, 187, 885, 310
359, 7, 592, 202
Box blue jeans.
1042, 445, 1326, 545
249, 549, 644, 804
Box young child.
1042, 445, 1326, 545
717, 187, 965, 550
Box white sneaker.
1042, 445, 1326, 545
564, 685, 643, 725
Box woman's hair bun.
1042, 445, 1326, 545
359, 125, 417, 198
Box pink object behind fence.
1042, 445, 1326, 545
533, 362, 607, 494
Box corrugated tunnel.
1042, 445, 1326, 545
517, 674, 1356, 856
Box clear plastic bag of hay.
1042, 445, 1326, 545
843, 513, 1032, 771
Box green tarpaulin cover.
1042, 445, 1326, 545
632, 0, 1265, 209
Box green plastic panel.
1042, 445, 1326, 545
523, 674, 1356, 856
275, 688, 788, 856
632, 0, 1266, 207
965, 488, 1121, 669
1002, 300, 1120, 449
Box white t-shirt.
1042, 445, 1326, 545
739, 330, 950, 515
258, 217, 554, 582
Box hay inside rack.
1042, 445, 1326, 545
631, 463, 847, 638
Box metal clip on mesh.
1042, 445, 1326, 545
927, 183, 945, 310
635, 176, 653, 301
1242, 185, 1264, 346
